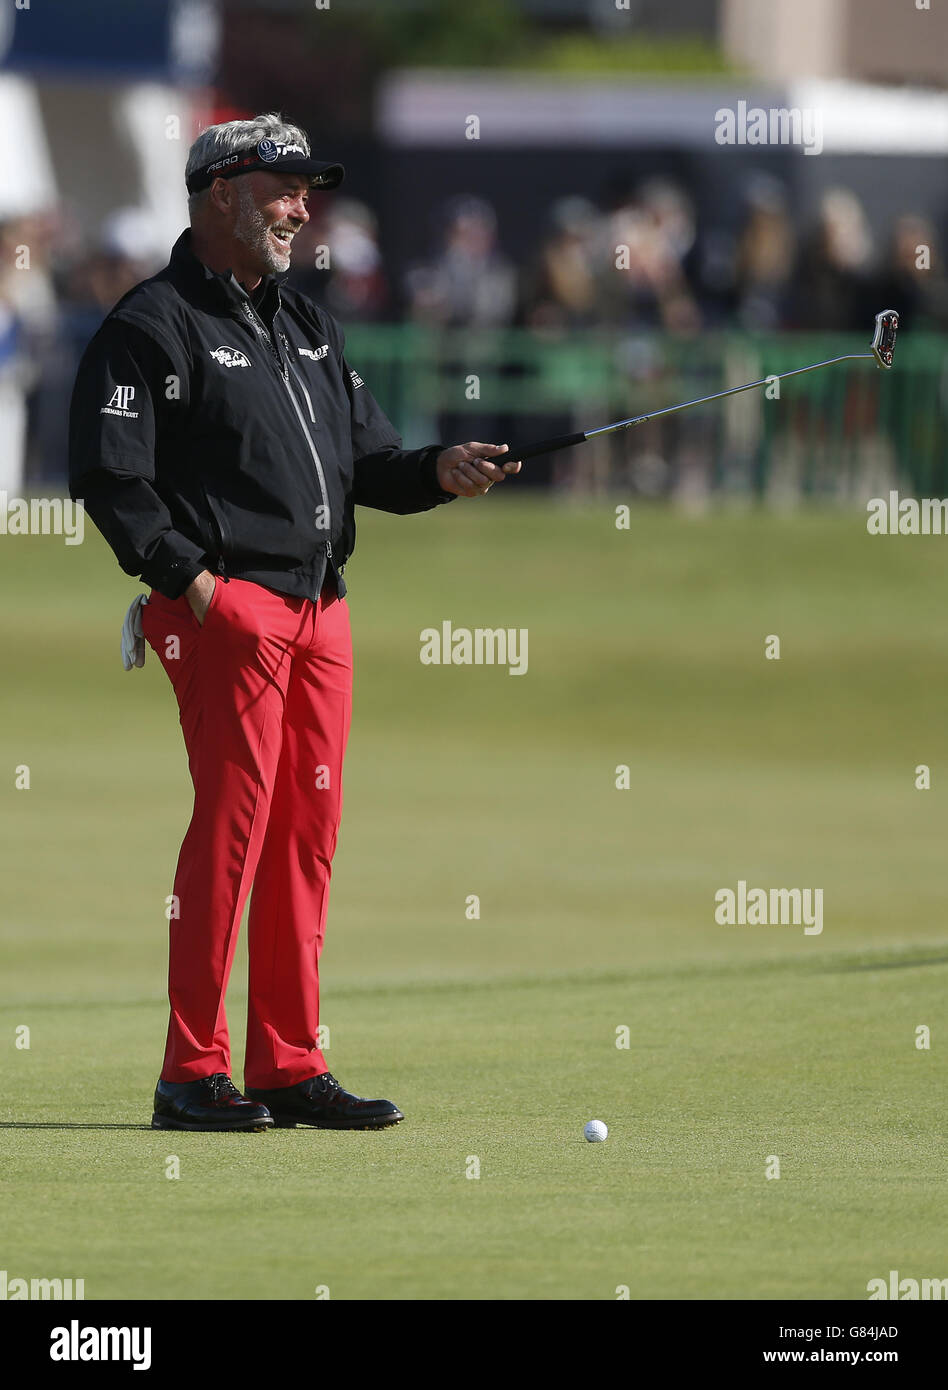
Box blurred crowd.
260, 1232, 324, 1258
0, 206, 161, 490
296, 177, 948, 336
2, 175, 946, 487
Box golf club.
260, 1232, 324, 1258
506, 309, 899, 465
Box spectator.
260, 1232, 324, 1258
638, 178, 698, 273
61, 207, 159, 327
790, 187, 878, 330
733, 174, 796, 331
286, 197, 389, 321
323, 199, 389, 321
522, 195, 601, 331
0, 262, 26, 493
35, 208, 160, 487
405, 195, 517, 329
405, 195, 517, 457
875, 213, 948, 333
0, 213, 60, 487
599, 183, 701, 334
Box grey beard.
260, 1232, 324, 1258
233, 185, 291, 273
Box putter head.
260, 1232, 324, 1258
871, 309, 899, 369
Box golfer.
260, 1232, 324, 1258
68, 113, 519, 1132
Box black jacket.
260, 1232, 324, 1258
69, 229, 454, 601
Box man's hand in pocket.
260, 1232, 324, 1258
185, 570, 217, 626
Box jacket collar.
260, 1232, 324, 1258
168, 228, 284, 324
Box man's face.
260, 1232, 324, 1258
230, 172, 311, 276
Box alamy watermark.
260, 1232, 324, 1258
1, 1268, 84, 1299
420, 621, 528, 676
867, 492, 948, 535
867, 1270, 947, 1300
50, 1320, 151, 1370
715, 101, 822, 156
0, 492, 84, 545
714, 879, 823, 935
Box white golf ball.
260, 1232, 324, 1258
584, 1119, 608, 1143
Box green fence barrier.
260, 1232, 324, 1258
344, 325, 948, 500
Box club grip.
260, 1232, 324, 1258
506, 431, 588, 463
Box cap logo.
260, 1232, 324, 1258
187, 140, 337, 194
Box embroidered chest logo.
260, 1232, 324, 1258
210, 346, 252, 368
298, 344, 330, 362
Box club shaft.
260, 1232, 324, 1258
586, 353, 873, 438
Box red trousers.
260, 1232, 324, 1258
140, 576, 352, 1088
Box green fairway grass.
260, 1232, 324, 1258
1, 498, 946, 1299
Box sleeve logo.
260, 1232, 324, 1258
349, 368, 364, 389
100, 385, 139, 417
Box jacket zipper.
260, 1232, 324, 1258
292, 368, 316, 423
201, 484, 229, 578
239, 299, 334, 595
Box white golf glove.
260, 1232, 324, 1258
121, 593, 148, 671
